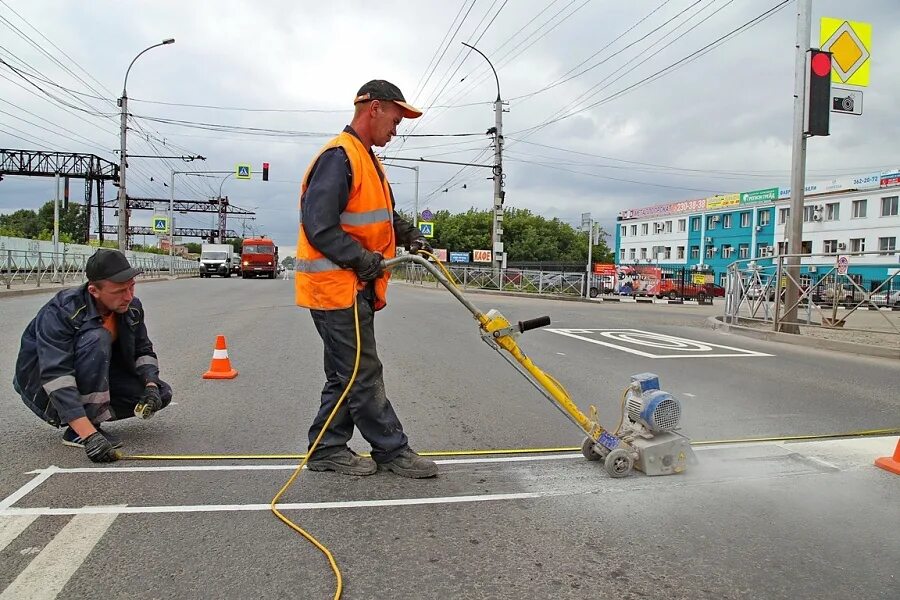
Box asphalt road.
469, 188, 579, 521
1, 277, 898, 599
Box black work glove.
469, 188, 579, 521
84, 432, 121, 463
355, 250, 384, 282
135, 385, 162, 419
408, 237, 433, 255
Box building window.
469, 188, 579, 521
641, 223, 648, 235
677, 246, 685, 259
664, 220, 672, 233
825, 202, 840, 221
852, 199, 867, 218
882, 196, 899, 217
740, 212, 751, 227
879, 237, 897, 255
690, 246, 700, 259
758, 210, 771, 226
629, 248, 636, 261
722, 245, 734, 259
757, 243, 768, 257
640, 248, 647, 260
678, 219, 686, 232
663, 246, 671, 260
723, 214, 732, 229
719, 274, 727, 287
823, 239, 839, 253
850, 238, 865, 253
691, 217, 701, 231
739, 244, 750, 259
706, 246, 716, 259
707, 216, 718, 230
801, 240, 812, 254
620, 225, 626, 238
778, 207, 790, 224
777, 241, 789, 255
803, 206, 817, 222
630, 224, 637, 236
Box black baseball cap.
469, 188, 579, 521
354, 80, 422, 119
86, 249, 142, 283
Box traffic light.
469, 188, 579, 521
805, 49, 831, 137
262, 162, 269, 181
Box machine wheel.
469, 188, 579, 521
589, 287, 599, 298
581, 437, 601, 461
668, 291, 678, 300
604, 448, 634, 478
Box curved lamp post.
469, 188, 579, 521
117, 38, 175, 250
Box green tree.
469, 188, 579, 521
225, 237, 244, 254
184, 242, 202, 254
37, 200, 88, 244
0, 209, 42, 238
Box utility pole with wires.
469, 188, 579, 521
463, 42, 506, 274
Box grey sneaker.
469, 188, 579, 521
306, 448, 376, 476
62, 426, 123, 449
378, 448, 438, 479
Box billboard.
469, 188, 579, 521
449, 251, 469, 263
473, 249, 492, 263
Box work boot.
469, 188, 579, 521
378, 448, 438, 479
306, 448, 377, 476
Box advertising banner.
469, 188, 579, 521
740, 188, 778, 204
432, 248, 448, 262
593, 263, 617, 276
706, 193, 740, 210
449, 251, 469, 263
615, 266, 661, 296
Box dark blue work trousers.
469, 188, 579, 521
308, 292, 408, 463
76, 327, 173, 423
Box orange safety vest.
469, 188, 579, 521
295, 131, 396, 311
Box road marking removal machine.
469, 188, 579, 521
386, 253, 696, 478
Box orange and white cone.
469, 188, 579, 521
202, 335, 238, 380
875, 437, 900, 476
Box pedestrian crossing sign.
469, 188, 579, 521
152, 216, 169, 234
236, 164, 252, 179
418, 221, 434, 238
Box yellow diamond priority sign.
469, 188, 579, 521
820, 17, 871, 87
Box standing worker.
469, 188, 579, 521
13, 249, 172, 463
295, 80, 437, 478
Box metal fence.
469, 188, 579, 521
395, 264, 592, 297
1, 249, 199, 289
723, 252, 900, 343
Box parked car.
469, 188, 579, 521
871, 289, 900, 307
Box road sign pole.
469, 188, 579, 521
169, 169, 175, 276
782, 0, 812, 334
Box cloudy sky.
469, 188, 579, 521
1, 0, 898, 256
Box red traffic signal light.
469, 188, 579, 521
262, 162, 269, 181
805, 49, 831, 137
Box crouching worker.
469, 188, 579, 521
13, 249, 172, 463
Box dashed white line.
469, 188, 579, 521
0, 515, 38, 553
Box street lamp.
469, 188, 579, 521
386, 164, 419, 227
117, 38, 175, 251
461, 42, 504, 274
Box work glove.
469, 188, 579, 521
134, 385, 162, 420
355, 250, 384, 282
84, 432, 121, 463
408, 237, 433, 256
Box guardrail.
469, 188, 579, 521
723, 251, 899, 343
1, 249, 199, 290
395, 264, 591, 297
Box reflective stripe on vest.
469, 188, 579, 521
295, 257, 342, 273
298, 208, 391, 227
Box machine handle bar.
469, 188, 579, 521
518, 316, 551, 333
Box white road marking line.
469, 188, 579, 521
0, 467, 58, 512
683, 393, 697, 398
546, 328, 772, 359
556, 352, 566, 356
0, 512, 118, 600
25, 453, 584, 475
0, 491, 570, 517
0, 515, 38, 553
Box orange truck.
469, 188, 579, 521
240, 237, 279, 279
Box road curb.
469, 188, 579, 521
0, 276, 195, 300
706, 316, 899, 360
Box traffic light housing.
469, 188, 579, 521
805, 49, 831, 137
262, 162, 269, 181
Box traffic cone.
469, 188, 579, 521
874, 438, 900, 475
202, 335, 238, 379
